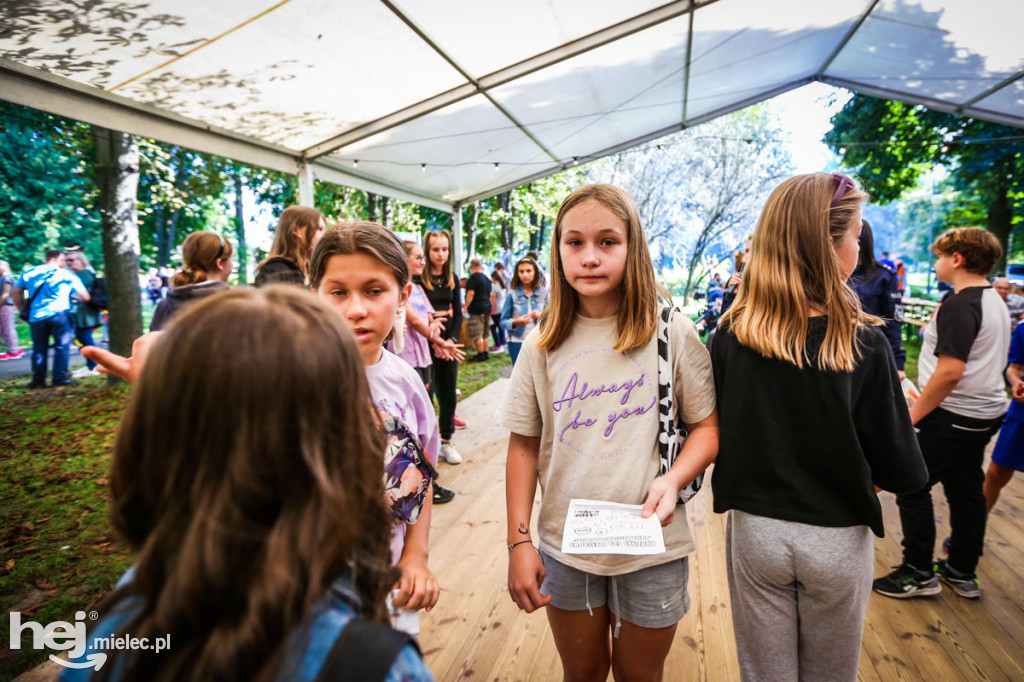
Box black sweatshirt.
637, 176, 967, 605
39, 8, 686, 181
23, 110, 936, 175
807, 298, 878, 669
420, 274, 462, 342
709, 317, 927, 537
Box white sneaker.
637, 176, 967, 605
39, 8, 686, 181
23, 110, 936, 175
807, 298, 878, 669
70, 367, 95, 378
439, 442, 463, 465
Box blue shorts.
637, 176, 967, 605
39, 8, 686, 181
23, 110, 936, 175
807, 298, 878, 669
538, 549, 690, 631
992, 415, 1024, 472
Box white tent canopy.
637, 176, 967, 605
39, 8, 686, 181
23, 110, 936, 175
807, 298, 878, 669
2, 0, 1022, 212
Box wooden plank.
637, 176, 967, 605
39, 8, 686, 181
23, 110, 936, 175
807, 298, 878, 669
415, 377, 1024, 681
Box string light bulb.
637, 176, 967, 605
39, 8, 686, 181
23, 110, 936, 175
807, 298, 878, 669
572, 157, 578, 166
421, 163, 427, 172
353, 159, 358, 168
494, 162, 500, 171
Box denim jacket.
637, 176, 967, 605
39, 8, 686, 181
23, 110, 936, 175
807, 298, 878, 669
499, 286, 550, 343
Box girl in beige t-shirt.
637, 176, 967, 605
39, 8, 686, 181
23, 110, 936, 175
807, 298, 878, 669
502, 184, 719, 681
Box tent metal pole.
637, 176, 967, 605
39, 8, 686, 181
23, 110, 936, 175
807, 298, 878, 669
452, 204, 464, 277
297, 161, 315, 207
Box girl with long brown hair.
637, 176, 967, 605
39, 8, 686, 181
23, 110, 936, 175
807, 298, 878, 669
310, 222, 442, 635
502, 184, 719, 681
420, 230, 464, 465
710, 172, 926, 680
67, 287, 432, 681
498, 256, 549, 366
254, 206, 326, 287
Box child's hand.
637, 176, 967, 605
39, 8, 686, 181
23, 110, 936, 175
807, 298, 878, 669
642, 476, 682, 527
393, 553, 439, 612
428, 316, 445, 340
82, 331, 163, 384
1013, 379, 1024, 403
508, 545, 550, 613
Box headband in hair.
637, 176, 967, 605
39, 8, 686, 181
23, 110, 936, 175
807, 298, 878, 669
829, 173, 855, 211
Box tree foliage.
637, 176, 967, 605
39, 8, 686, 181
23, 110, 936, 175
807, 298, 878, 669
586, 104, 792, 299
0, 102, 100, 272
825, 95, 1023, 270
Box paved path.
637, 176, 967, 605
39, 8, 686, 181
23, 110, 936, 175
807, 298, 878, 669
0, 340, 108, 380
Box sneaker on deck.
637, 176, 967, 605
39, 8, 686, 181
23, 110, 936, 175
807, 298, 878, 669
453, 414, 467, 429
439, 442, 463, 465
432, 484, 456, 504
935, 559, 980, 599
873, 563, 942, 599
8, 349, 25, 360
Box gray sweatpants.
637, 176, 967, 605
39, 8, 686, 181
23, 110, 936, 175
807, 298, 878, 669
726, 510, 874, 682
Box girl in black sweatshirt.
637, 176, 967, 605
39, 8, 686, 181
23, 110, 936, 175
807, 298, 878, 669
710, 173, 926, 682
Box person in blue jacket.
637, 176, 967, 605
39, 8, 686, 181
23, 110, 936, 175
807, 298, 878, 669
849, 220, 906, 375
499, 256, 550, 366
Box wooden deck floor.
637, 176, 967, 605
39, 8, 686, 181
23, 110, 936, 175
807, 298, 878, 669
423, 378, 1024, 681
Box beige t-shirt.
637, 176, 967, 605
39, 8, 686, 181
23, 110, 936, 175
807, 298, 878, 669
499, 313, 716, 575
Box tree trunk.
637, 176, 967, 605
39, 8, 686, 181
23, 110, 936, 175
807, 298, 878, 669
987, 180, 1012, 274
154, 205, 167, 267
528, 210, 539, 251
464, 203, 478, 267
381, 196, 392, 228
366, 192, 379, 223
234, 171, 249, 284
93, 125, 142, 378
168, 209, 181, 260
498, 192, 513, 252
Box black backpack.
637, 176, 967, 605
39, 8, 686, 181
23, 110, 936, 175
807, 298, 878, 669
89, 276, 108, 311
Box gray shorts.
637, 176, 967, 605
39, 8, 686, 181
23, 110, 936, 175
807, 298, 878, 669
539, 549, 690, 631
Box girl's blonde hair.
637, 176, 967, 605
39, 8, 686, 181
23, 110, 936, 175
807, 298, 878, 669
536, 184, 658, 353
421, 230, 454, 291
259, 206, 324, 278
171, 231, 233, 287
721, 172, 878, 372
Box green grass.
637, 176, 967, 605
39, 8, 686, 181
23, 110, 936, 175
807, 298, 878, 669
0, 374, 133, 679
458, 350, 509, 398
0, 346, 505, 679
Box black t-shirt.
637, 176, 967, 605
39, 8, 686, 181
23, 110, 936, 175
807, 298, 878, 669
422, 274, 463, 342
709, 318, 927, 537
465, 272, 492, 315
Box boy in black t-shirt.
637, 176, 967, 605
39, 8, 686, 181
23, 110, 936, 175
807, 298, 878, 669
874, 228, 1009, 600
463, 258, 492, 362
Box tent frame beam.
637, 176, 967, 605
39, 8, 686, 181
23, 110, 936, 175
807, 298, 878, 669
957, 68, 1024, 113
0, 58, 455, 211
456, 77, 813, 205
378, 0, 563, 168
820, 76, 1024, 129
303, 0, 720, 159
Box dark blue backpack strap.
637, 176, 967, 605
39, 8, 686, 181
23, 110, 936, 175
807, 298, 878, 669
315, 618, 420, 682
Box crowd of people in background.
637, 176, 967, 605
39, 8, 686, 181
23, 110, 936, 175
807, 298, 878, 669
5, 169, 1024, 682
